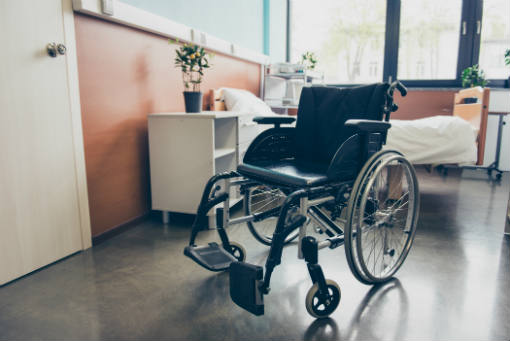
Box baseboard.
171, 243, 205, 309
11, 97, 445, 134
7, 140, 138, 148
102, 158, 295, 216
92, 211, 155, 245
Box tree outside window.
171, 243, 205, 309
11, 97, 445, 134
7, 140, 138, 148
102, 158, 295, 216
290, 0, 385, 84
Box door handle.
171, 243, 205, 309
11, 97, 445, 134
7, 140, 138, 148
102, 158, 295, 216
46, 43, 66, 57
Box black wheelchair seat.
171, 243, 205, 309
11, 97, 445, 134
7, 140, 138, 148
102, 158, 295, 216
237, 160, 329, 187
239, 84, 391, 187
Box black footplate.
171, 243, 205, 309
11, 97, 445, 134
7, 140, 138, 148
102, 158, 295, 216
184, 242, 237, 272
229, 261, 264, 316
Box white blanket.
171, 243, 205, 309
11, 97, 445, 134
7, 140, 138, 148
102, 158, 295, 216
384, 116, 478, 165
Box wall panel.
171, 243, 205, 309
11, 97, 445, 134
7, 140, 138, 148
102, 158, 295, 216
74, 14, 260, 236
392, 90, 457, 120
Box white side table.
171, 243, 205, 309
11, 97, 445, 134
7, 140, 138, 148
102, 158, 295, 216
148, 112, 244, 227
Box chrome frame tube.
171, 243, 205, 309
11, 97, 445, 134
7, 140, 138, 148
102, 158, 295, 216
307, 207, 331, 235
307, 196, 335, 207
318, 240, 332, 250
230, 179, 256, 186
223, 178, 230, 228
229, 215, 255, 225
298, 196, 309, 259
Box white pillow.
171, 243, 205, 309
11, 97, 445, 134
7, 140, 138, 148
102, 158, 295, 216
221, 88, 274, 115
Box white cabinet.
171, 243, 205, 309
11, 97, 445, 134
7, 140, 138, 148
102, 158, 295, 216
148, 112, 250, 227
263, 64, 324, 114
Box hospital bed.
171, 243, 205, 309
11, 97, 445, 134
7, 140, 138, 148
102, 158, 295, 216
384, 87, 489, 167
210, 86, 492, 176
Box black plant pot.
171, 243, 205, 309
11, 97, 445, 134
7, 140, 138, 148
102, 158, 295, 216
183, 91, 203, 113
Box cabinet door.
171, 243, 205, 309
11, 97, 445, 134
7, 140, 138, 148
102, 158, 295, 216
0, 0, 88, 284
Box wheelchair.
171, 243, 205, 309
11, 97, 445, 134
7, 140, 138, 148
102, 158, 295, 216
184, 81, 419, 318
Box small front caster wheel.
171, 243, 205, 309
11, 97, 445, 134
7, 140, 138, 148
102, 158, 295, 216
305, 279, 341, 318
227, 242, 246, 262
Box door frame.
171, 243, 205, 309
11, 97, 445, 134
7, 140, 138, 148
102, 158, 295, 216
63, 0, 92, 249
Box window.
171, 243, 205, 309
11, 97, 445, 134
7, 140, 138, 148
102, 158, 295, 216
369, 61, 378, 77
478, 0, 510, 79
290, 0, 386, 84
397, 0, 462, 80
288, 0, 510, 87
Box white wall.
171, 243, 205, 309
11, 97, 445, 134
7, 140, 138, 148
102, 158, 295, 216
120, 0, 289, 62
269, 0, 287, 62
122, 0, 264, 53
484, 90, 510, 171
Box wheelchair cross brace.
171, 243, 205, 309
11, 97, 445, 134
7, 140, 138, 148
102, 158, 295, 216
185, 169, 352, 315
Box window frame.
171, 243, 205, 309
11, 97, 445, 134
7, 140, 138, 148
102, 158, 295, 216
286, 0, 509, 88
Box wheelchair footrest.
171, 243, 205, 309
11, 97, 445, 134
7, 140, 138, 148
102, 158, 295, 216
229, 261, 264, 316
184, 242, 237, 272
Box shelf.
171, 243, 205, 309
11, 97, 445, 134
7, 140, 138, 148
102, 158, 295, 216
265, 100, 298, 109
268, 104, 298, 109
266, 71, 324, 80
265, 96, 296, 101
214, 148, 236, 159
267, 72, 307, 79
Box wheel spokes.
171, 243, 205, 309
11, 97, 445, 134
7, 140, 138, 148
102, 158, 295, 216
355, 157, 418, 281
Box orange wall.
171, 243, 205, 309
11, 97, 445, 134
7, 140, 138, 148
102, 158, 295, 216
74, 14, 260, 237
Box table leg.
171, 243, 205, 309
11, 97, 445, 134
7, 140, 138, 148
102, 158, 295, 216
162, 210, 170, 224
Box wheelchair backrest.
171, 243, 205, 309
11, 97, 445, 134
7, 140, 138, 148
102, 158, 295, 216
295, 83, 390, 166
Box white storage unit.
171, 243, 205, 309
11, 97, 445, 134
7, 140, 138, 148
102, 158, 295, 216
263, 64, 324, 114
148, 112, 258, 227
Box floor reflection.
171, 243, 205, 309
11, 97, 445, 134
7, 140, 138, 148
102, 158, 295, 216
304, 318, 339, 341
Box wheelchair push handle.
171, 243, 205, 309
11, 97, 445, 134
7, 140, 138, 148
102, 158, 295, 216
384, 80, 407, 121
387, 80, 407, 98
395, 80, 407, 97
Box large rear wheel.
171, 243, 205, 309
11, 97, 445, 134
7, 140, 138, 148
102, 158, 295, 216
344, 150, 419, 284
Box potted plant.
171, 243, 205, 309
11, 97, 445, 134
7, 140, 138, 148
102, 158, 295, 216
170, 39, 211, 113
299, 51, 318, 70
461, 64, 489, 88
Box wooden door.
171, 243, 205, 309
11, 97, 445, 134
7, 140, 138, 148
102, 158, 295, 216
0, 0, 91, 285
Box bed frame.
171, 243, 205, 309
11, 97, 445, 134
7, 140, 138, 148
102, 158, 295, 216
206, 89, 226, 111
452, 87, 490, 165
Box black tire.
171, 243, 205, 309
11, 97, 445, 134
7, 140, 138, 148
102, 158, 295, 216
305, 279, 341, 319
227, 241, 246, 262
245, 185, 299, 246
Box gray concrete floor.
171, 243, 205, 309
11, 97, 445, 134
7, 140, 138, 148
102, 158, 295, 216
0, 168, 509, 340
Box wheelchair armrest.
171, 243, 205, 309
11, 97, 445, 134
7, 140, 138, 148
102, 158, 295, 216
253, 116, 296, 128
328, 120, 391, 179
243, 127, 296, 163
345, 119, 391, 133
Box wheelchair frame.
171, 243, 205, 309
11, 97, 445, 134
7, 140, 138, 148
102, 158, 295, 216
184, 81, 418, 318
